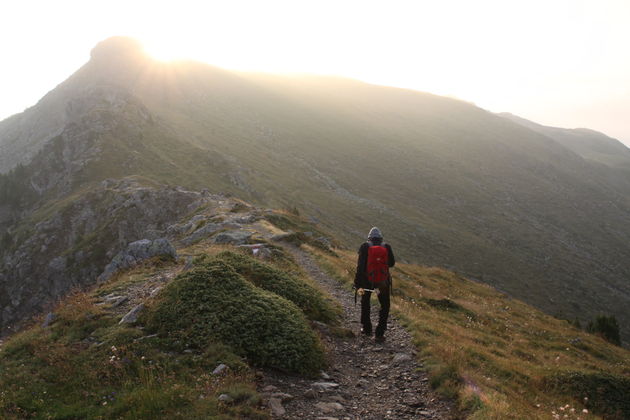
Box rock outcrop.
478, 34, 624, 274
98, 238, 176, 283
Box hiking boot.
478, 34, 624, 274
374, 335, 385, 343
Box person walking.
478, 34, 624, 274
354, 227, 395, 343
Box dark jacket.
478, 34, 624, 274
354, 241, 395, 288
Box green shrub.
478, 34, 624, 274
587, 315, 621, 346
544, 371, 630, 419
211, 251, 338, 324
143, 260, 325, 374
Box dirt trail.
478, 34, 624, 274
260, 245, 457, 419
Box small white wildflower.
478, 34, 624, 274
141, 356, 146, 360
559, 406, 565, 411
582, 409, 588, 414
102, 401, 107, 405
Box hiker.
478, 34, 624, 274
354, 227, 395, 343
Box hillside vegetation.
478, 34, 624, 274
1, 207, 629, 419
0, 245, 337, 419
310, 244, 630, 419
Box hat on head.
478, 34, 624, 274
367, 227, 383, 240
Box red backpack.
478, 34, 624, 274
367, 245, 389, 285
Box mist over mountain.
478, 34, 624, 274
499, 112, 630, 170
1, 37, 630, 342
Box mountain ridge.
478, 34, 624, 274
2, 37, 630, 343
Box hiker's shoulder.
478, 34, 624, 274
358, 242, 370, 251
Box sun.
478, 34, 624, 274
142, 39, 187, 62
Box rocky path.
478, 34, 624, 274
260, 245, 457, 419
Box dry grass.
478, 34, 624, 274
310, 246, 630, 419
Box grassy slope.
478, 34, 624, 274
310, 245, 630, 419
0, 245, 338, 419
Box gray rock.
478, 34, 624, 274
212, 363, 229, 375
271, 392, 294, 402
392, 353, 413, 365
268, 397, 286, 416
181, 223, 221, 245
119, 303, 144, 324
218, 394, 233, 403
98, 238, 176, 283
42, 312, 57, 327
212, 230, 252, 245
107, 296, 128, 307
262, 385, 278, 392
312, 382, 340, 391
320, 370, 331, 380
315, 402, 344, 413
304, 388, 318, 399
328, 395, 346, 403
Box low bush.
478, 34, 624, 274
143, 260, 325, 375
211, 251, 338, 324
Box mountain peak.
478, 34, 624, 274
90, 36, 147, 64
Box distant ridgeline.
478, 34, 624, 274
1, 36, 630, 342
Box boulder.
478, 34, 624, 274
212, 363, 229, 375
98, 238, 176, 283
212, 230, 252, 245
268, 397, 286, 416
119, 304, 144, 324
181, 223, 221, 245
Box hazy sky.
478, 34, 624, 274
1, 0, 629, 145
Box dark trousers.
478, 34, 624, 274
360, 284, 390, 337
